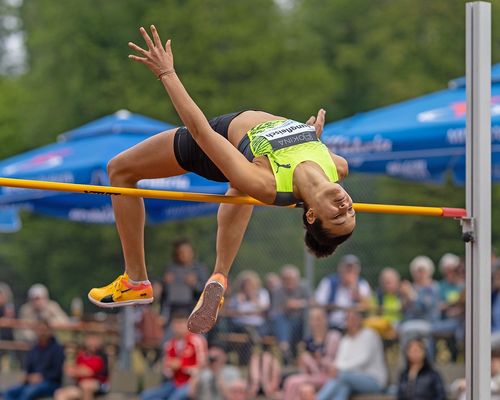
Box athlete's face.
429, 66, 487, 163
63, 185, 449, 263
309, 183, 356, 236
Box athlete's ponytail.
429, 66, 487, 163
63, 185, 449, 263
302, 204, 352, 258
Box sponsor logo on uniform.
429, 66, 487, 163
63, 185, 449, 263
274, 161, 291, 173
258, 120, 317, 150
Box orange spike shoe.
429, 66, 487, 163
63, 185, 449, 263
187, 273, 227, 334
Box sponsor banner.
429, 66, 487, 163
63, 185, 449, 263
324, 134, 393, 155
386, 159, 430, 180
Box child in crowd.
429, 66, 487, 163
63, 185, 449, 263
140, 311, 207, 400
282, 308, 341, 400
54, 334, 109, 400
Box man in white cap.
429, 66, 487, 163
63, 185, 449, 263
15, 284, 69, 342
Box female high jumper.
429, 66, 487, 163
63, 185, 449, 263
88, 26, 356, 334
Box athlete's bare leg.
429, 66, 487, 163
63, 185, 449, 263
213, 186, 254, 277
187, 186, 253, 333
107, 129, 186, 281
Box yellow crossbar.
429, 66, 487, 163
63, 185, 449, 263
0, 177, 467, 218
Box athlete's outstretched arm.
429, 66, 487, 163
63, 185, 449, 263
128, 26, 272, 202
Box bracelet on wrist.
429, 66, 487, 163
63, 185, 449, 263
158, 69, 176, 80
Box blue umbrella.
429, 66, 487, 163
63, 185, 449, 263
322, 65, 500, 184
0, 110, 228, 229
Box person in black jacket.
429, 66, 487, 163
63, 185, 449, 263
397, 337, 446, 400
4, 319, 65, 400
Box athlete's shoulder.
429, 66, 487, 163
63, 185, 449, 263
329, 152, 349, 180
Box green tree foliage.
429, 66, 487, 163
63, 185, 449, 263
0, 78, 25, 157
0, 0, 21, 74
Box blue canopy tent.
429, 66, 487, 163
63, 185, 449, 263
0, 110, 228, 231
322, 65, 500, 183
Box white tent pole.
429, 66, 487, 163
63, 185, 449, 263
465, 2, 491, 399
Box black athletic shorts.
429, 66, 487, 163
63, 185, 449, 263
173, 111, 249, 182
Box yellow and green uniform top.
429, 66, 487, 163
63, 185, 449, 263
245, 119, 338, 205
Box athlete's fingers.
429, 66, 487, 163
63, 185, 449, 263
315, 108, 326, 138
128, 54, 150, 64
150, 25, 163, 50
139, 26, 155, 50
128, 42, 149, 57
316, 108, 326, 121
165, 39, 172, 55
306, 116, 316, 126
128, 55, 156, 71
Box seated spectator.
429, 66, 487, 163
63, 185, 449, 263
140, 311, 207, 400
54, 333, 109, 400
451, 349, 500, 400
265, 272, 282, 334
0, 281, 15, 341
316, 310, 387, 400
4, 319, 65, 400
227, 271, 270, 341
265, 272, 282, 295
161, 239, 208, 318
399, 256, 440, 358
223, 378, 249, 400
397, 337, 446, 400
432, 253, 465, 361
136, 280, 166, 365
437, 253, 464, 309
268, 265, 310, 360
189, 343, 241, 400
315, 255, 371, 331
495, 344, 500, 399
248, 347, 282, 399
366, 267, 403, 339
282, 308, 341, 400
15, 283, 70, 342
491, 261, 500, 349
297, 382, 316, 400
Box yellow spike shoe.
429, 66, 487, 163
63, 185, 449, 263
88, 273, 153, 308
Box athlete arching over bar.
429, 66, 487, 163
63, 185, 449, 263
88, 26, 356, 334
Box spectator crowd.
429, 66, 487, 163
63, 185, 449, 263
1, 238, 499, 399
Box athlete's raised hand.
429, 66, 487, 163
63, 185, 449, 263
128, 25, 175, 79
306, 108, 326, 139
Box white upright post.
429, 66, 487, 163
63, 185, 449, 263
465, 2, 491, 399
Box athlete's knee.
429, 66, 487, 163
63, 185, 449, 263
107, 153, 138, 186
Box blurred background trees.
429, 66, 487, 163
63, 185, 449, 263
0, 0, 498, 309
